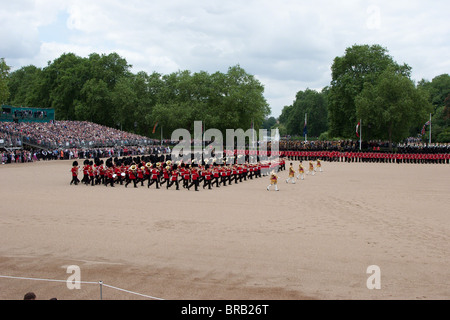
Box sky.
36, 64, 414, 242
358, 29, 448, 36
1, 0, 449, 118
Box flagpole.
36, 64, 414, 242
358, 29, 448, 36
359, 119, 362, 151
252, 119, 255, 149
305, 113, 307, 142
161, 125, 163, 147
429, 113, 432, 144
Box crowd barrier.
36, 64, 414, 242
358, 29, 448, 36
0, 274, 164, 300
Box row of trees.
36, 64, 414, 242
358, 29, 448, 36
276, 45, 449, 144
2, 44, 449, 144
3, 53, 270, 138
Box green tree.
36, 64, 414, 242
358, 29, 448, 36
355, 67, 432, 148
262, 117, 277, 130
0, 58, 11, 104
417, 74, 450, 142
7, 65, 41, 106
278, 88, 328, 137
328, 44, 411, 138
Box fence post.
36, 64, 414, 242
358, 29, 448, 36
99, 280, 103, 300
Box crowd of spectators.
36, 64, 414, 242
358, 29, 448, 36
0, 121, 154, 149
1, 118, 449, 166
1, 146, 171, 164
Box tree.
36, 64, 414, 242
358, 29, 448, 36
262, 117, 277, 130
7, 65, 41, 106
417, 74, 450, 142
355, 67, 432, 148
0, 58, 11, 103
328, 44, 411, 138
4, 53, 270, 139
278, 88, 328, 137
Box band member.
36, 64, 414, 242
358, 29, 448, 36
187, 166, 200, 191
137, 166, 145, 186
70, 161, 80, 185
316, 159, 323, 172
267, 171, 279, 191
182, 166, 191, 189
88, 161, 95, 186
220, 165, 228, 186
82, 160, 90, 185
106, 165, 116, 187
160, 165, 170, 186
115, 162, 124, 185
203, 167, 212, 190
212, 166, 220, 187
125, 164, 138, 188
166, 166, 180, 190
285, 163, 296, 184
297, 162, 305, 180
148, 163, 160, 189
307, 161, 315, 176
143, 162, 152, 185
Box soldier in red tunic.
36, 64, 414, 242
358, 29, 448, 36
70, 161, 80, 185
187, 166, 200, 191
166, 166, 180, 190
125, 164, 138, 188
148, 164, 160, 189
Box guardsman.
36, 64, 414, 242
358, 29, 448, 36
166, 166, 180, 190
88, 161, 95, 186
125, 164, 138, 188
148, 163, 160, 189
203, 166, 213, 190
70, 161, 80, 185
82, 160, 90, 185
137, 166, 145, 186
187, 166, 200, 191
182, 165, 191, 189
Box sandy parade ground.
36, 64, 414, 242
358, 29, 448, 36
0, 158, 449, 300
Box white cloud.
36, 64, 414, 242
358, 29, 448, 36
1, 0, 449, 117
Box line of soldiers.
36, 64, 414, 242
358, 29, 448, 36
283, 151, 450, 164
70, 155, 286, 191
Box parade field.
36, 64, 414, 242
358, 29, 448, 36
0, 159, 449, 300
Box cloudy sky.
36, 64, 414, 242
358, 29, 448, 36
1, 0, 449, 117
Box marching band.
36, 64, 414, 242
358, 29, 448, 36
70, 155, 287, 191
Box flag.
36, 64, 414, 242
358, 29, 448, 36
303, 116, 307, 137
356, 122, 360, 138
421, 121, 431, 135
152, 121, 159, 134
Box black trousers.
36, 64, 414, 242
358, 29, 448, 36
148, 178, 160, 189
188, 179, 199, 191
167, 179, 179, 190
125, 178, 137, 188
70, 176, 79, 185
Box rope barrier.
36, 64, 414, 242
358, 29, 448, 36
0, 274, 164, 300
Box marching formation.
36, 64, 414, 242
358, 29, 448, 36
267, 159, 323, 192
70, 156, 286, 191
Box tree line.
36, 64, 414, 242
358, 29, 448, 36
2, 44, 449, 144
2, 53, 270, 138
273, 44, 449, 144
